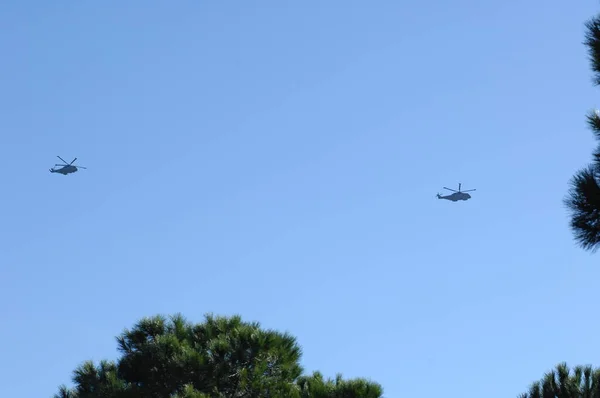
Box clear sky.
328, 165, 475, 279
2, 1, 600, 397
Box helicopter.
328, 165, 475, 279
49, 156, 87, 175
437, 183, 475, 202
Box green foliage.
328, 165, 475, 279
295, 372, 383, 398
565, 165, 600, 251
54, 313, 383, 398
565, 12, 600, 251
519, 363, 600, 398
585, 16, 600, 86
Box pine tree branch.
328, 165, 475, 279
586, 109, 600, 140
564, 165, 600, 251
584, 15, 600, 85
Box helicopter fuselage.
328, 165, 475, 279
437, 183, 475, 202
437, 192, 471, 201
49, 156, 85, 175
50, 165, 77, 175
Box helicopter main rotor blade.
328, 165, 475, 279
76, 166, 87, 169
57, 156, 69, 164
462, 189, 476, 192
443, 187, 458, 192
54, 164, 68, 166
70, 157, 77, 164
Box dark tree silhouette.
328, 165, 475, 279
53, 313, 383, 398
565, 14, 600, 251
518, 362, 600, 398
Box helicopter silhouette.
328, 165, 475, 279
49, 156, 87, 175
437, 183, 475, 202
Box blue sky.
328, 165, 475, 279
2, 1, 600, 397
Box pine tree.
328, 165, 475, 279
565, 14, 600, 251
53, 313, 383, 398
519, 363, 600, 398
